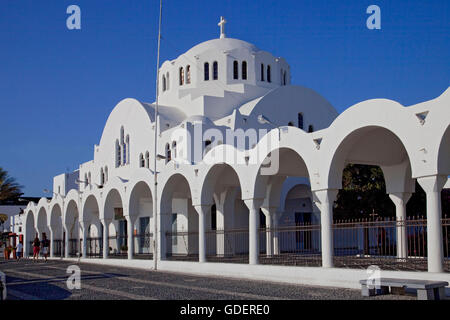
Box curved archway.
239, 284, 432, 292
251, 147, 315, 265
160, 173, 196, 260
24, 211, 36, 257
128, 181, 153, 257
103, 189, 126, 257
327, 125, 417, 268
200, 163, 245, 260
50, 204, 63, 256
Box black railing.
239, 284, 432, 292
163, 216, 449, 272
133, 233, 153, 259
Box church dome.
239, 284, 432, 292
184, 38, 259, 58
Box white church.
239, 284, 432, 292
21, 17, 450, 287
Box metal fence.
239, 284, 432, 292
53, 239, 63, 257
133, 233, 153, 259
82, 237, 102, 258
164, 216, 450, 272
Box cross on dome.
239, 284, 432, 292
218, 16, 227, 39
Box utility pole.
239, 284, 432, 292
153, 0, 163, 271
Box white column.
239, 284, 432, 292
244, 199, 263, 265
49, 227, 55, 258
389, 192, 412, 260
102, 219, 111, 259
194, 205, 208, 263
261, 207, 276, 257
314, 189, 338, 268
215, 202, 225, 257
81, 221, 88, 259
417, 175, 446, 273
64, 225, 70, 258
127, 216, 135, 260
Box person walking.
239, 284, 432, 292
16, 241, 23, 260
41, 233, 50, 262
32, 234, 40, 261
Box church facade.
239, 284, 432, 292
22, 18, 450, 280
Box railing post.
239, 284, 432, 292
314, 189, 338, 268
389, 192, 412, 260
417, 175, 446, 273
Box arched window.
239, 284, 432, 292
104, 166, 108, 182
100, 168, 105, 185
204, 62, 209, 81
126, 135, 130, 164
162, 75, 166, 92
172, 141, 177, 159
165, 143, 171, 163
298, 113, 304, 129
283, 71, 287, 85
120, 127, 125, 144
242, 61, 247, 80
166, 72, 169, 90
260, 63, 264, 81
115, 140, 121, 167
88, 172, 91, 185
267, 65, 271, 83
213, 61, 218, 80
308, 125, 314, 133
233, 60, 239, 79
179, 67, 184, 86
139, 153, 144, 168
145, 151, 150, 168
84, 173, 88, 187
123, 141, 127, 165
186, 65, 191, 84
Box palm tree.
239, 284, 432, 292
0, 167, 23, 202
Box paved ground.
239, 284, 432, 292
0, 258, 415, 300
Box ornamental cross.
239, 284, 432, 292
218, 16, 226, 39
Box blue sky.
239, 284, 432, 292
0, 0, 449, 197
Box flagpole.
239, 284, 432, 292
153, 0, 162, 271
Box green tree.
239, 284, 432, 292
0, 167, 23, 202
334, 164, 394, 220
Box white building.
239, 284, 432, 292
22, 18, 449, 281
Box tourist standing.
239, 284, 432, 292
16, 241, 23, 260
41, 233, 50, 262
32, 235, 40, 261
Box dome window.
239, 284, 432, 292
186, 65, 191, 84
233, 60, 239, 79
267, 65, 271, 83
204, 62, 209, 81
179, 67, 185, 86
298, 113, 304, 129
162, 75, 166, 92
213, 61, 218, 80
260, 63, 265, 81
166, 72, 170, 90
145, 151, 150, 168
242, 61, 247, 80
139, 154, 144, 168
